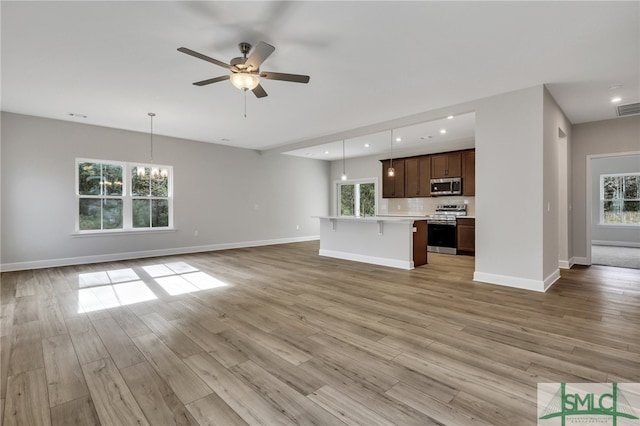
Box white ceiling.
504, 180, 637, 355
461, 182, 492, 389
2, 1, 638, 159
283, 112, 476, 161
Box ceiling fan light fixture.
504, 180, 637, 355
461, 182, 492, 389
230, 73, 260, 91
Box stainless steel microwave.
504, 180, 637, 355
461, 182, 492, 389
430, 177, 462, 196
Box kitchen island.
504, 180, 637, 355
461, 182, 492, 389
315, 216, 427, 270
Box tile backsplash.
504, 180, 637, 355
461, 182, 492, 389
379, 196, 475, 216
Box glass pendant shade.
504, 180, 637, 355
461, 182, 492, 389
230, 73, 260, 90
388, 167, 395, 177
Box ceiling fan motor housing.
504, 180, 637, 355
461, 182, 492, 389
238, 42, 252, 56
230, 56, 251, 71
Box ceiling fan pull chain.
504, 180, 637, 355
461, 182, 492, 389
244, 89, 247, 118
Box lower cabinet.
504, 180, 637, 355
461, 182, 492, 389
456, 217, 475, 256
413, 220, 427, 266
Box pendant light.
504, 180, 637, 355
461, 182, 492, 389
341, 139, 348, 181
138, 112, 157, 177
148, 112, 155, 161
388, 129, 395, 177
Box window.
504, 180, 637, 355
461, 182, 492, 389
76, 159, 172, 232
131, 166, 170, 228
600, 173, 639, 225
338, 179, 376, 217
77, 161, 124, 230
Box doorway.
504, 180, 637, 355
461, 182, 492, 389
586, 153, 640, 269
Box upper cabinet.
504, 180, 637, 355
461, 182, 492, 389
462, 149, 475, 196
381, 149, 474, 199
381, 159, 405, 198
405, 156, 431, 197
431, 152, 461, 178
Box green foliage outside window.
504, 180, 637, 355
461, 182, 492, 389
360, 183, 376, 217
601, 174, 640, 224
339, 181, 376, 217
77, 160, 171, 232
132, 167, 170, 228
78, 162, 124, 230
340, 185, 355, 216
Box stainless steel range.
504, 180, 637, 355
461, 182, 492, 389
426, 204, 467, 254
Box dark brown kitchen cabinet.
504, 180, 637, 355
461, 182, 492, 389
405, 156, 431, 197
412, 220, 428, 266
462, 149, 475, 196
457, 217, 475, 256
382, 159, 405, 198
431, 152, 461, 178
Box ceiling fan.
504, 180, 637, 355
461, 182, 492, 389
177, 41, 310, 98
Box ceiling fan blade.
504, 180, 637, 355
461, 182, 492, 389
244, 42, 275, 71
193, 75, 230, 86
252, 84, 268, 98
178, 47, 230, 69
260, 71, 310, 84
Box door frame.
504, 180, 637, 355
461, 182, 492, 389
585, 150, 640, 265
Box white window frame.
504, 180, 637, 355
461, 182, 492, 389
75, 158, 174, 234
599, 172, 640, 227
336, 177, 378, 217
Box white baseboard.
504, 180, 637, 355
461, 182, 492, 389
473, 269, 559, 292
319, 249, 414, 270
558, 257, 575, 269
543, 269, 561, 291
592, 240, 640, 248
0, 236, 320, 272
573, 257, 589, 265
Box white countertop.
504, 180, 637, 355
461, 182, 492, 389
314, 215, 427, 222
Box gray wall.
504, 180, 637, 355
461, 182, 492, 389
571, 115, 640, 262
543, 87, 572, 272
1, 112, 330, 269
473, 86, 547, 289
590, 155, 640, 246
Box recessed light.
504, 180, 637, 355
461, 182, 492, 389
324, 150, 329, 154
440, 129, 447, 134
447, 115, 454, 120
395, 137, 402, 142
364, 143, 370, 148
611, 97, 622, 103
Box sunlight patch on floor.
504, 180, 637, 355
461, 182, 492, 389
77, 263, 228, 313
78, 280, 157, 313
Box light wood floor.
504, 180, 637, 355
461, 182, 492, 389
1, 241, 639, 426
